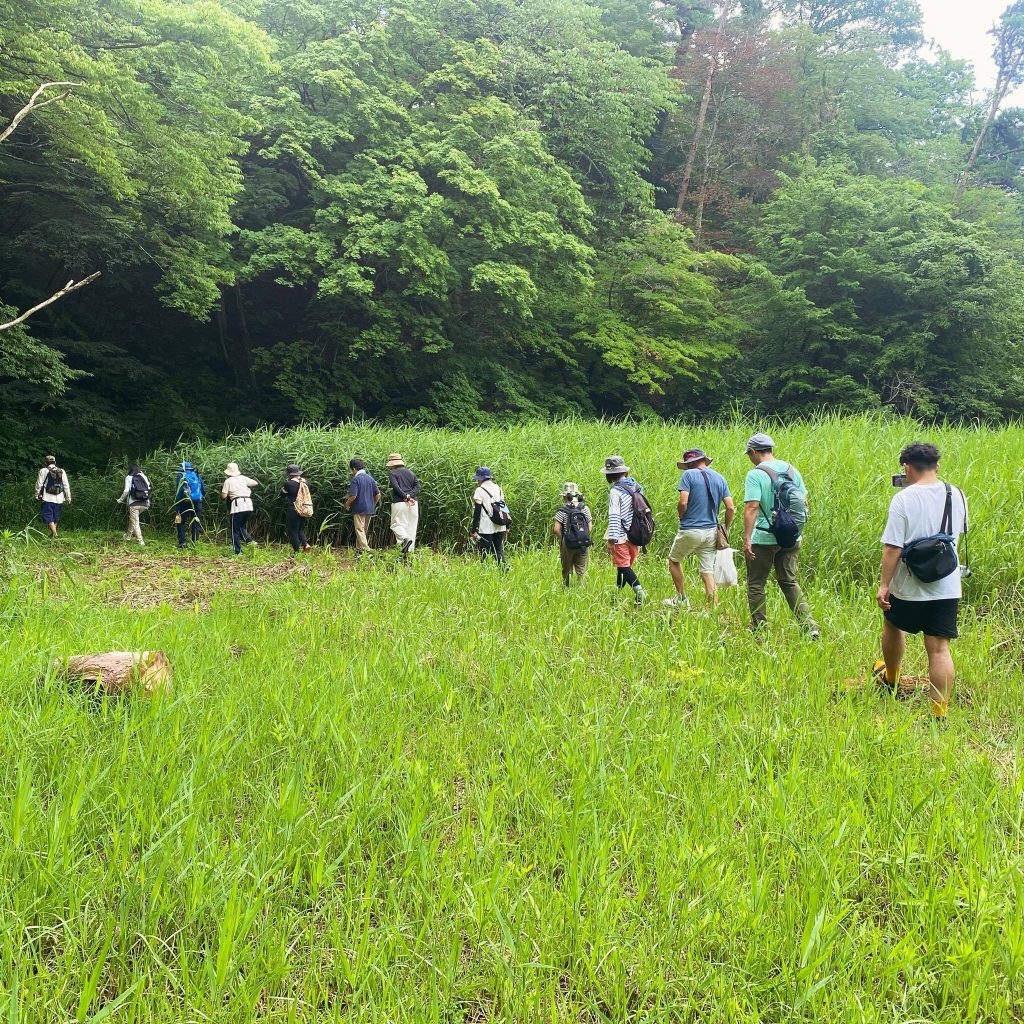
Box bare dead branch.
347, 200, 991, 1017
0, 272, 101, 332
0, 81, 83, 145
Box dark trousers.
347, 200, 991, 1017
286, 507, 309, 552
746, 544, 816, 629
478, 532, 508, 567
230, 510, 254, 554
176, 501, 203, 545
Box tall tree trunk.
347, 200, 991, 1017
675, 3, 731, 221
693, 96, 722, 248
957, 81, 1010, 202
676, 59, 715, 218
234, 284, 257, 392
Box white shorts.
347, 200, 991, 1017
668, 527, 718, 574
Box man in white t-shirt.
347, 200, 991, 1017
874, 442, 968, 722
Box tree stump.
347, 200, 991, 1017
55, 651, 172, 696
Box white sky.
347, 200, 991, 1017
920, 0, 1007, 95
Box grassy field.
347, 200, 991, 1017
0, 513, 1022, 1022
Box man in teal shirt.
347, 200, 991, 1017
742, 433, 819, 637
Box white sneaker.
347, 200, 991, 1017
662, 595, 690, 609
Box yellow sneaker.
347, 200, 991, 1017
930, 698, 949, 722
871, 659, 898, 692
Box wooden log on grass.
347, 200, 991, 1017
55, 651, 172, 696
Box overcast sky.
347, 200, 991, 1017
920, 0, 1007, 95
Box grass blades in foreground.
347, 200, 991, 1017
0, 535, 1021, 1021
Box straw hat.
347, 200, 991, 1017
224, 462, 241, 477
386, 453, 405, 467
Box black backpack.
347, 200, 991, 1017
482, 484, 512, 527
44, 466, 64, 495
615, 481, 655, 547
562, 504, 593, 549
901, 483, 962, 583
129, 473, 151, 503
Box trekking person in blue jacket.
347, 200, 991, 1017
174, 461, 205, 548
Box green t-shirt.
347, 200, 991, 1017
743, 460, 807, 546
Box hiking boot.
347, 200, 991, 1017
871, 659, 897, 692
809, 626, 820, 641
303, 544, 312, 553
662, 595, 690, 610
401, 539, 413, 555
634, 587, 647, 606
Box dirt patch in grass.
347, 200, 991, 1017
83, 550, 356, 611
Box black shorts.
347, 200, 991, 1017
885, 595, 959, 639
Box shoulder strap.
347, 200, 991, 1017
756, 464, 779, 484
940, 482, 953, 535
699, 469, 717, 509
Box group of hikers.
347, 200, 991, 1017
34, 433, 968, 721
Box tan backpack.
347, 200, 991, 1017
295, 478, 314, 518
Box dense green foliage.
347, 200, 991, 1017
4, 0, 1024, 470
0, 510, 1022, 1019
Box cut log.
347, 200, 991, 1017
56, 651, 172, 696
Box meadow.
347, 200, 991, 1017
1, 417, 1023, 1022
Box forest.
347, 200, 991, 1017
4, 0, 1024, 471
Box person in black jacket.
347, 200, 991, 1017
385, 453, 421, 557
281, 464, 312, 553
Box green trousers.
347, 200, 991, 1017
746, 544, 817, 629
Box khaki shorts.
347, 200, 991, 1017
668, 527, 718, 574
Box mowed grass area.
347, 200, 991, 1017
1, 528, 1022, 1023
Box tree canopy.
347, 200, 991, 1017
2, 0, 1024, 469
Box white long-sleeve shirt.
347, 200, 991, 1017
35, 466, 70, 504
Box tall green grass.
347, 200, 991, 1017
2, 415, 1020, 591
0, 534, 1022, 1021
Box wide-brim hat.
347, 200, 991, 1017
224, 462, 241, 477
472, 466, 493, 481
677, 448, 712, 468
601, 456, 629, 475
285, 463, 302, 476
386, 453, 405, 467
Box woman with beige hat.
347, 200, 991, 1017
385, 453, 421, 556
221, 462, 260, 554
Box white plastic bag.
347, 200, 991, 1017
714, 547, 738, 587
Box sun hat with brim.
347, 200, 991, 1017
601, 456, 630, 476
285, 464, 302, 476
44, 455, 56, 464
224, 462, 241, 477
472, 466, 493, 481
745, 432, 775, 453
386, 453, 405, 467
562, 481, 581, 496
677, 448, 712, 468
181, 461, 193, 471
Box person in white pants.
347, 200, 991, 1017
385, 453, 421, 557
117, 463, 151, 546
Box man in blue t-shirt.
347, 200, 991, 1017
665, 448, 735, 609
343, 458, 381, 553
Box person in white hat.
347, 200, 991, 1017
221, 462, 260, 554
385, 453, 421, 557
